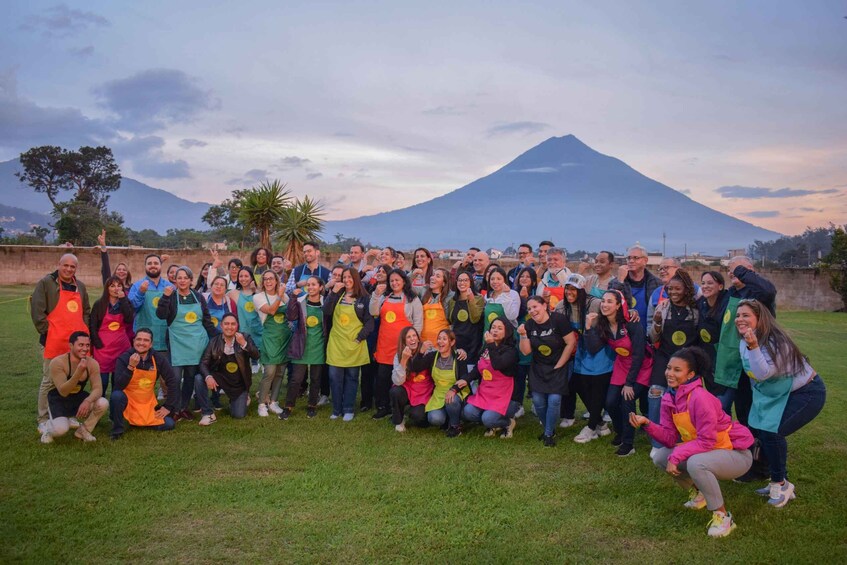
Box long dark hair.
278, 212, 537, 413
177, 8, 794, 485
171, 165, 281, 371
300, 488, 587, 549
484, 266, 509, 296
701, 271, 726, 318
195, 262, 213, 291
413, 247, 434, 282
564, 285, 590, 331
671, 346, 712, 379
452, 269, 477, 296
341, 267, 367, 299
396, 326, 421, 374
250, 247, 273, 268
738, 299, 807, 375
669, 268, 697, 308
93, 275, 133, 324
515, 267, 538, 295
422, 267, 451, 306
235, 266, 256, 291
598, 290, 627, 342
384, 268, 416, 301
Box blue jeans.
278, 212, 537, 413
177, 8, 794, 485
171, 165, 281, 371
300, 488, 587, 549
100, 372, 113, 398
757, 375, 826, 482
109, 390, 175, 437
647, 385, 667, 448
427, 396, 464, 427
532, 392, 562, 437
605, 383, 648, 447
173, 364, 200, 411
463, 401, 520, 429
328, 365, 360, 416
193, 375, 249, 418
716, 386, 735, 416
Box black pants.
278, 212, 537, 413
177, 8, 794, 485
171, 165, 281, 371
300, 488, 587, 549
577, 372, 612, 430
286, 364, 323, 408
360, 361, 377, 409
389, 386, 427, 426
375, 363, 393, 410
735, 370, 753, 427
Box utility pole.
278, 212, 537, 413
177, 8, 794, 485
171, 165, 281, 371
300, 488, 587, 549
662, 232, 666, 257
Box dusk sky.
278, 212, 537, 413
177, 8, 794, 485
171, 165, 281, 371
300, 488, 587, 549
2, 1, 845, 235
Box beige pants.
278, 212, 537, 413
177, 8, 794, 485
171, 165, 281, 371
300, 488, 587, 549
37, 356, 52, 424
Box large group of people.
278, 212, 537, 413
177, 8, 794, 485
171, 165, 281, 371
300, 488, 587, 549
29, 236, 828, 538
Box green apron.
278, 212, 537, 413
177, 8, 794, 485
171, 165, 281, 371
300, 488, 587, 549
169, 296, 209, 366
425, 356, 469, 412
714, 295, 744, 388
483, 301, 506, 335
260, 293, 292, 365
326, 302, 369, 367
741, 352, 792, 433
237, 292, 263, 350
135, 287, 168, 351
294, 303, 326, 365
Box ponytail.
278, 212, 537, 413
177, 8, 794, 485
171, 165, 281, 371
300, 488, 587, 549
670, 346, 712, 378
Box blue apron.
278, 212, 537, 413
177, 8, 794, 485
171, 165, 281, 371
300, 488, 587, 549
741, 352, 792, 433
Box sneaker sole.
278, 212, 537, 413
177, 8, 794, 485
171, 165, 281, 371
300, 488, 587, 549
709, 522, 737, 538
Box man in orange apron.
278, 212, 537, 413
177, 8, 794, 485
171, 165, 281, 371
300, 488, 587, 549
109, 329, 179, 440
537, 247, 572, 311
31, 253, 91, 431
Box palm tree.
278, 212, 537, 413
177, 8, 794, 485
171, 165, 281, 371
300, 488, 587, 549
274, 195, 325, 264
237, 180, 291, 249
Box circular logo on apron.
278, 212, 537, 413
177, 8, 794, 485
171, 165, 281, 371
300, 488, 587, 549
538, 344, 552, 356
226, 362, 239, 373
457, 309, 469, 322
482, 369, 493, 381
385, 311, 397, 323
274, 313, 285, 323
614, 347, 630, 357
211, 316, 219, 327
723, 309, 731, 324
426, 309, 437, 319
307, 315, 319, 327
245, 301, 255, 313
671, 331, 686, 346
70, 384, 81, 394
66, 300, 79, 313
108, 321, 121, 331
548, 295, 560, 308
138, 377, 153, 390
438, 380, 449, 387
339, 313, 351, 326
487, 312, 498, 323
152, 296, 160, 308
185, 311, 198, 324
678, 426, 694, 442
413, 373, 426, 382
700, 328, 711, 343
746, 370, 755, 378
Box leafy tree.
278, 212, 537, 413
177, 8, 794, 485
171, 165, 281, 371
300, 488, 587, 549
823, 226, 847, 311
238, 180, 291, 249
16, 145, 122, 244
30, 225, 50, 244
274, 195, 325, 264
322, 233, 365, 254
202, 188, 255, 247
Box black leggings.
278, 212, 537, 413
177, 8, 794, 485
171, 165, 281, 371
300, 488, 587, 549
375, 363, 394, 410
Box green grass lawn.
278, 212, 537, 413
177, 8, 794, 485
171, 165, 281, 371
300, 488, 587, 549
1, 285, 845, 564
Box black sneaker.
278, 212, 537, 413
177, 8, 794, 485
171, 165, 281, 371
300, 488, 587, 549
372, 407, 390, 420
616, 444, 635, 457
537, 432, 556, 441
611, 434, 622, 447
278, 408, 291, 421
306, 407, 317, 419
445, 426, 462, 438
360, 405, 372, 413
110, 433, 122, 441
543, 434, 556, 447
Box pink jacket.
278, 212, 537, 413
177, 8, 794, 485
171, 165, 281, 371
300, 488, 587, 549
644, 378, 754, 465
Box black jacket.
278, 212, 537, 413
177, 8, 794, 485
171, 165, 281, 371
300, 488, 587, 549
89, 297, 135, 349
113, 349, 179, 414
323, 289, 375, 342
199, 334, 260, 391
155, 289, 217, 336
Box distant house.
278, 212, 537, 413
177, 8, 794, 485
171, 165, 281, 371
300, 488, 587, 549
437, 249, 463, 260
487, 248, 504, 260
205, 241, 228, 251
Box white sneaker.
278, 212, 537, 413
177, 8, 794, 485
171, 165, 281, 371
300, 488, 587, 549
602, 412, 612, 423
199, 413, 217, 426
514, 406, 525, 419
559, 418, 576, 429
317, 395, 330, 407
573, 426, 600, 444
684, 488, 707, 510
582, 411, 590, 419
707, 511, 736, 538
395, 423, 406, 432
257, 403, 269, 417
330, 413, 339, 420
37, 421, 50, 435
343, 413, 355, 422
40, 430, 53, 444
68, 417, 80, 429
597, 423, 612, 436
74, 425, 96, 442
268, 402, 284, 415
767, 481, 796, 508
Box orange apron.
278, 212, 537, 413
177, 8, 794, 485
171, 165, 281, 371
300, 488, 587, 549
547, 286, 564, 311
672, 392, 733, 449
44, 285, 88, 359
421, 301, 449, 344
123, 356, 165, 426
375, 298, 411, 365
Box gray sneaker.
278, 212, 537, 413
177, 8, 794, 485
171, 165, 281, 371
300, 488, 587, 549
316, 395, 330, 407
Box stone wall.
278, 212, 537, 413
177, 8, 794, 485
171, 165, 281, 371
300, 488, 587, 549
1, 245, 843, 311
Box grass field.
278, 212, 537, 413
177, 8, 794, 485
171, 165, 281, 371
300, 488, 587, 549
1, 284, 845, 564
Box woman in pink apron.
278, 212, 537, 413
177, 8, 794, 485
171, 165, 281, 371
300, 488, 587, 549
89, 275, 135, 398
461, 317, 521, 438
584, 290, 653, 457
389, 327, 434, 432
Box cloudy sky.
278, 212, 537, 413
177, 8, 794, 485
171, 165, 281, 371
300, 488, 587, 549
2, 1, 845, 235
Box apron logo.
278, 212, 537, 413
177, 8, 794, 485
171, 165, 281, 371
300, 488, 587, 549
457, 310, 469, 322
66, 300, 79, 313
538, 344, 552, 356
614, 347, 630, 357
438, 380, 449, 386
185, 311, 198, 324
671, 330, 687, 346
307, 315, 320, 327
108, 321, 121, 331
412, 373, 426, 382
152, 297, 160, 308
487, 312, 497, 323
70, 384, 81, 394
723, 309, 731, 324
138, 377, 153, 390
245, 302, 255, 313
211, 316, 219, 327
426, 309, 437, 319
385, 311, 397, 323
274, 313, 285, 323
700, 328, 711, 343
226, 362, 239, 373
746, 370, 755, 378
339, 314, 350, 326
677, 426, 693, 442
548, 295, 559, 308
482, 369, 493, 381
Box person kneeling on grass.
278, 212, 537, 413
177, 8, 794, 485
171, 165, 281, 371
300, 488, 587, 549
629, 347, 754, 538
42, 331, 108, 443
390, 327, 434, 432
413, 329, 469, 437
110, 328, 179, 440
195, 313, 260, 426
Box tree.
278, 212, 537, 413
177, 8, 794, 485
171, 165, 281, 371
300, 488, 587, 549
237, 180, 291, 249
16, 145, 122, 244
823, 226, 847, 311
202, 188, 255, 247
274, 195, 325, 264
30, 225, 50, 244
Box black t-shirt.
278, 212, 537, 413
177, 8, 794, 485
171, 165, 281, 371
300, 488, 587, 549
525, 311, 573, 366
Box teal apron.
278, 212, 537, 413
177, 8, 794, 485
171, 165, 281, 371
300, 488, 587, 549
260, 294, 292, 365
169, 296, 209, 366
135, 286, 168, 351
237, 292, 263, 350
741, 352, 792, 433
714, 295, 743, 388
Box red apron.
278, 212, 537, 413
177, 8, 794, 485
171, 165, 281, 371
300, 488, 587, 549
547, 286, 564, 311
421, 301, 449, 344
375, 298, 411, 365
608, 332, 652, 387
93, 309, 133, 373
467, 354, 514, 415
123, 357, 165, 427
402, 367, 434, 407
44, 285, 88, 359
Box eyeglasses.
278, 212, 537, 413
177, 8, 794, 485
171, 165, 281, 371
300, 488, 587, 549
658, 266, 671, 272
518, 252, 529, 256
626, 256, 646, 262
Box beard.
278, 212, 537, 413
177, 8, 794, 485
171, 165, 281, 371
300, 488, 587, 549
146, 268, 161, 279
